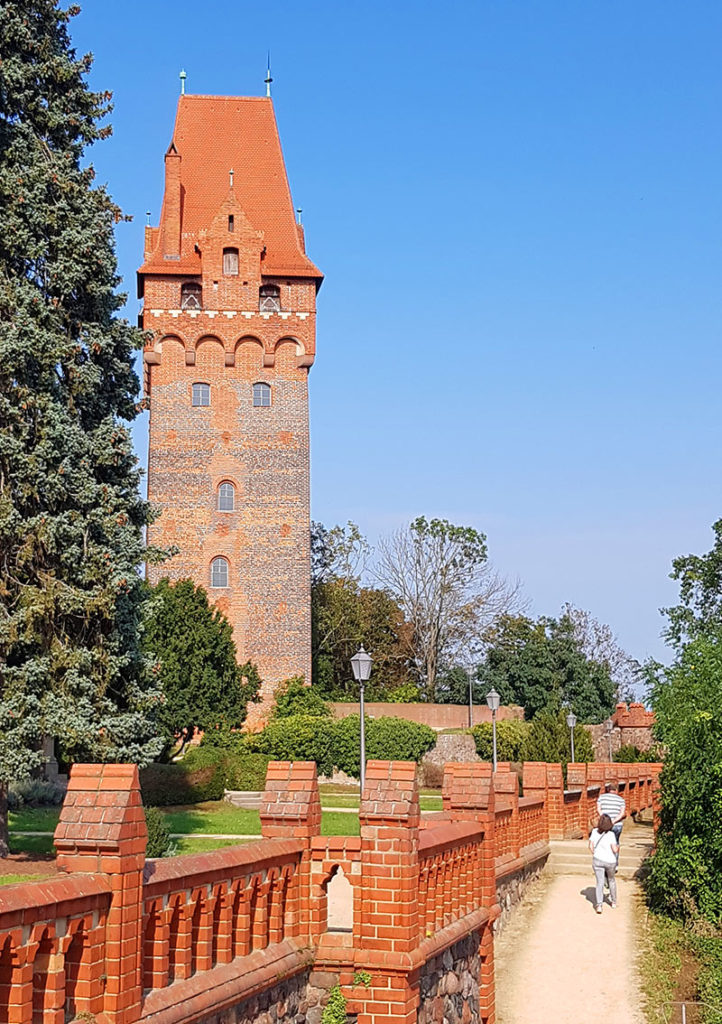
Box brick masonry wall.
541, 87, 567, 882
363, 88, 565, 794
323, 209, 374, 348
330, 703, 524, 729
418, 931, 483, 1024
144, 276, 317, 725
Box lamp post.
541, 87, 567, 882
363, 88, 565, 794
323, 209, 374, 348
350, 646, 373, 795
485, 688, 500, 772
566, 710, 577, 763
468, 668, 474, 729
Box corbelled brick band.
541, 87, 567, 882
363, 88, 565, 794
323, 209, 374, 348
140, 95, 323, 724
0, 760, 661, 1024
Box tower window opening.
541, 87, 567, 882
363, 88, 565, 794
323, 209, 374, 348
192, 382, 210, 407
210, 556, 229, 588
228, 215, 234, 231
218, 482, 235, 512
223, 248, 239, 275
253, 382, 271, 408
181, 282, 202, 310
259, 284, 281, 312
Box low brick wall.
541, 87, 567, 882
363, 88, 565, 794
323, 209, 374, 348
330, 702, 524, 730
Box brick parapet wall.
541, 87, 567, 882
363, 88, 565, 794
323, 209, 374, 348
0, 759, 661, 1024
331, 702, 524, 730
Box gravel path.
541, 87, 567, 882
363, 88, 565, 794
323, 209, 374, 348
494, 873, 643, 1024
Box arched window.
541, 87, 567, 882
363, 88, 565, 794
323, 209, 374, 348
210, 557, 229, 588
181, 282, 202, 310
253, 382, 271, 408
259, 284, 281, 312
223, 248, 239, 276
191, 382, 210, 407
218, 482, 235, 512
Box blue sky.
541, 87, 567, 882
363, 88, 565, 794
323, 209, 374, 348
73, 0, 722, 671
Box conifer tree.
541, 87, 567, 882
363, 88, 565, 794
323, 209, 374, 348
0, 2, 164, 854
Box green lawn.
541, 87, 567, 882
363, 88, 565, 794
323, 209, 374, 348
319, 793, 443, 811
9, 834, 54, 855
0, 873, 53, 887
162, 804, 261, 835
9, 807, 61, 832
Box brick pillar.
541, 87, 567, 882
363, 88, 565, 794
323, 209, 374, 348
566, 762, 589, 834
443, 762, 497, 913
259, 760, 321, 942
53, 764, 147, 1024
522, 762, 549, 841
493, 768, 519, 862
545, 764, 564, 840
650, 764, 663, 835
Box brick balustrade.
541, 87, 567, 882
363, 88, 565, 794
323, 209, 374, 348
0, 759, 661, 1024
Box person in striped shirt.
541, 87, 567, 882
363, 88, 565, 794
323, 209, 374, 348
596, 782, 626, 864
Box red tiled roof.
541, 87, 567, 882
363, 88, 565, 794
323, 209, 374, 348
139, 95, 321, 280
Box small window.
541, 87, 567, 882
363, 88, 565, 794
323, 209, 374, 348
253, 382, 271, 408
192, 382, 210, 407
218, 482, 235, 512
228, 214, 234, 232
259, 284, 281, 312
181, 282, 202, 310
210, 556, 229, 588
223, 247, 239, 275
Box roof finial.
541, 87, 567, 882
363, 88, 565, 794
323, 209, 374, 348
296, 208, 303, 225
179, 69, 186, 95
229, 168, 234, 189
145, 210, 151, 226
264, 52, 273, 98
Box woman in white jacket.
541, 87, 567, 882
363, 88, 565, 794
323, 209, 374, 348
589, 814, 619, 914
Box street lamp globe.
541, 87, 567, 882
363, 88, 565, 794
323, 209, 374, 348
351, 646, 373, 683
485, 689, 501, 713
566, 711, 577, 730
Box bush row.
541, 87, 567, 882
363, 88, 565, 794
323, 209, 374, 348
471, 711, 594, 765
140, 746, 271, 806
244, 714, 437, 778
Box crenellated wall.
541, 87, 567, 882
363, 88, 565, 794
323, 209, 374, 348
0, 758, 661, 1024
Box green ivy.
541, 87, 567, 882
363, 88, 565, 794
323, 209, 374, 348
321, 986, 347, 1024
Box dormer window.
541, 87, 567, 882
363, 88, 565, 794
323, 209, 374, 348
181, 282, 202, 310
223, 248, 239, 276
259, 284, 281, 312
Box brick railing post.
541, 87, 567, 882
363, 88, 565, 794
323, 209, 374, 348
566, 762, 588, 834
522, 763, 549, 841
443, 762, 497, 911
493, 768, 519, 861
53, 764, 147, 1024
544, 764, 564, 840
356, 761, 421, 1024
650, 763, 663, 835
259, 761, 321, 942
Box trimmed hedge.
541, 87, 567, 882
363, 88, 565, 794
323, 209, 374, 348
144, 806, 173, 858
245, 714, 436, 778
140, 746, 272, 806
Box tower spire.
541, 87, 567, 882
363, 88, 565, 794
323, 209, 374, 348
264, 53, 272, 98
179, 69, 186, 95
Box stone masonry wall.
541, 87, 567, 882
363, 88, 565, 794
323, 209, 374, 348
194, 969, 311, 1024
418, 931, 482, 1024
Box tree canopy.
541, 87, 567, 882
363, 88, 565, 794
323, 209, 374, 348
143, 579, 260, 754
477, 612, 617, 723
0, 1, 164, 852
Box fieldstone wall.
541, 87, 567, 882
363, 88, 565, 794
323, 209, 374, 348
195, 969, 310, 1024
418, 932, 482, 1024
494, 853, 549, 933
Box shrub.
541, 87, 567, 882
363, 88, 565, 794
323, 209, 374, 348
614, 744, 662, 763
7, 779, 66, 809
223, 752, 271, 791
271, 677, 331, 719
472, 719, 529, 762
144, 806, 174, 858
140, 746, 226, 806
526, 710, 594, 765
245, 714, 436, 779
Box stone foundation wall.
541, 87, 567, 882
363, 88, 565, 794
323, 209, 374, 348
196, 970, 311, 1024
418, 931, 482, 1024
494, 851, 549, 933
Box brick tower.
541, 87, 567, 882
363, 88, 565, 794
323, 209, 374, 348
139, 95, 322, 724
